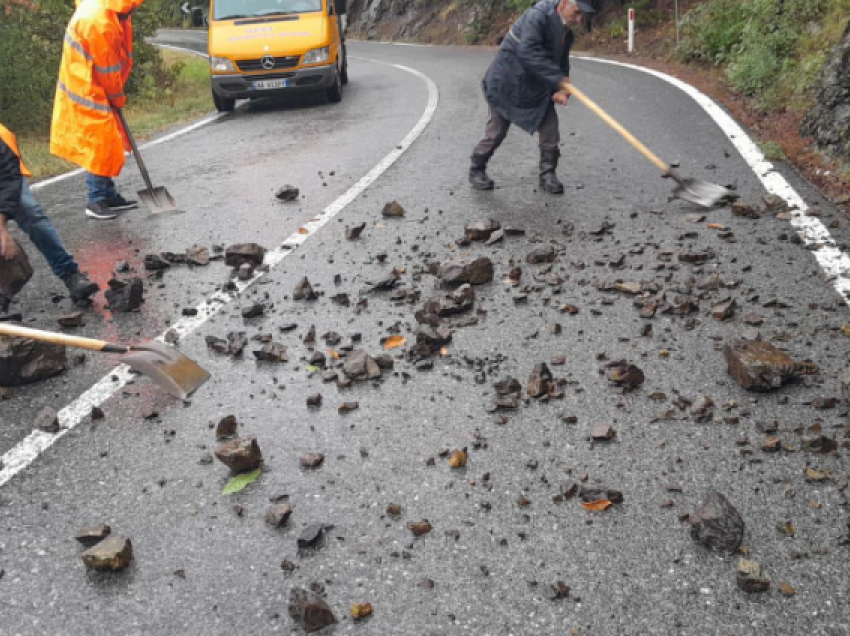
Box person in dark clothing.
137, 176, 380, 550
470, 0, 594, 194
0, 124, 99, 311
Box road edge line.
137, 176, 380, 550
575, 55, 850, 305
0, 57, 440, 488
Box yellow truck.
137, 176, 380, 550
207, 0, 348, 111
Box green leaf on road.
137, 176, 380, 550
222, 468, 262, 495
305, 365, 319, 372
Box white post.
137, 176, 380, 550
627, 7, 635, 53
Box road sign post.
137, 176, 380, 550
628, 8, 635, 53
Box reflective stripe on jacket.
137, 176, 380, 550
0, 123, 32, 178
50, 0, 144, 177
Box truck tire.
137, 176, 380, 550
341, 47, 349, 85
212, 89, 235, 113
326, 69, 343, 103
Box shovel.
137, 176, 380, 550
115, 108, 182, 214
0, 323, 209, 400
564, 84, 735, 208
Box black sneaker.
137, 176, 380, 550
61, 271, 100, 302
104, 194, 138, 212
85, 200, 118, 220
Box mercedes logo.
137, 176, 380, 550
261, 55, 275, 70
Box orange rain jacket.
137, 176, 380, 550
0, 123, 32, 177
50, 0, 143, 177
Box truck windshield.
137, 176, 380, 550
214, 0, 323, 20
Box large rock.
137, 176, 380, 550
225, 243, 267, 267
688, 492, 745, 554
0, 238, 33, 298
723, 340, 798, 391
288, 588, 337, 633
801, 20, 850, 162
0, 334, 66, 387
439, 257, 493, 285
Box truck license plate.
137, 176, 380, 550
253, 79, 290, 90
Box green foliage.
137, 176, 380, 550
676, 0, 849, 109
222, 468, 262, 495
607, 16, 626, 39
0, 0, 173, 134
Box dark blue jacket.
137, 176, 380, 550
0, 138, 23, 222
482, 0, 573, 134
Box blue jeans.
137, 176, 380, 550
85, 172, 118, 204
11, 179, 78, 279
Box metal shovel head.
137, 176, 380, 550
138, 186, 182, 215
119, 341, 209, 400
671, 174, 736, 208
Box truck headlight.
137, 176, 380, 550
302, 46, 329, 65
210, 56, 236, 72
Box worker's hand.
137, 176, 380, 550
552, 90, 570, 106
0, 225, 20, 261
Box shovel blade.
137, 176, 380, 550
138, 186, 182, 215
119, 341, 209, 400
671, 177, 736, 208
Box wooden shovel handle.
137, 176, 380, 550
564, 84, 670, 175
0, 323, 128, 354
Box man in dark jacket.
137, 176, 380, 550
0, 124, 99, 311
470, 0, 593, 194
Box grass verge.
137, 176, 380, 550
18, 49, 212, 181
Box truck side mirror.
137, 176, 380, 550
334, 0, 346, 15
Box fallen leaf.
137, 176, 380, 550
805, 467, 830, 482
707, 223, 728, 230
439, 347, 449, 356
384, 335, 406, 350
327, 349, 340, 360
298, 227, 309, 235
304, 365, 320, 373
222, 468, 262, 495
581, 499, 612, 511
841, 323, 850, 337
779, 582, 796, 597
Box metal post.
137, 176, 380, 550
628, 7, 635, 53
674, 0, 680, 45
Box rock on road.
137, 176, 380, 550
1, 33, 849, 635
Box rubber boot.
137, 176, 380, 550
469, 153, 495, 191
539, 148, 564, 195
61, 271, 99, 303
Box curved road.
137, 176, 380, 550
1, 33, 849, 635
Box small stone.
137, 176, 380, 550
241, 303, 265, 319
736, 559, 771, 593
91, 406, 104, 421
590, 424, 616, 440
386, 504, 402, 516
382, 201, 405, 217
225, 243, 266, 268
343, 350, 381, 380
297, 523, 324, 548
439, 257, 494, 285
300, 452, 325, 468
237, 263, 254, 281
526, 245, 556, 264
186, 246, 210, 266
762, 436, 781, 452
448, 449, 467, 468
81, 536, 133, 571
689, 492, 745, 554
265, 504, 293, 527
144, 254, 170, 272
215, 437, 263, 472
606, 360, 645, 391
0, 237, 33, 298
350, 602, 373, 620
711, 298, 737, 321
34, 407, 60, 433
216, 415, 238, 439
407, 519, 432, 536
105, 278, 144, 312
465, 219, 501, 241
57, 312, 85, 328
338, 401, 359, 413
723, 340, 798, 391
293, 277, 317, 301
275, 185, 299, 201
288, 588, 337, 632
253, 342, 287, 362
306, 393, 322, 407
346, 222, 366, 240
732, 202, 761, 218
527, 363, 553, 398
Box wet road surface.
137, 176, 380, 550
1, 35, 849, 636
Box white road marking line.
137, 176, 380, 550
32, 44, 221, 192
575, 55, 850, 305
0, 58, 439, 488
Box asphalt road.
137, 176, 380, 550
1, 33, 849, 636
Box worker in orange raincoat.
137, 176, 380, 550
51, 0, 144, 221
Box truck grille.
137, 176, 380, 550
236, 56, 300, 71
